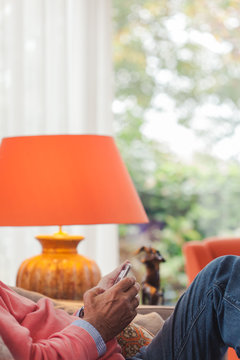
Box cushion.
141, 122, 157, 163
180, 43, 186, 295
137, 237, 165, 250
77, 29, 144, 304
116, 322, 154, 358
134, 312, 165, 335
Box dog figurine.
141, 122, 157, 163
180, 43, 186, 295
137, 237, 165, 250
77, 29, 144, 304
135, 246, 166, 305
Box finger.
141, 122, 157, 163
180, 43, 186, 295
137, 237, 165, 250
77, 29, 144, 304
85, 286, 105, 301
135, 293, 140, 302
131, 295, 139, 310
114, 276, 136, 292
126, 282, 140, 300
95, 287, 106, 295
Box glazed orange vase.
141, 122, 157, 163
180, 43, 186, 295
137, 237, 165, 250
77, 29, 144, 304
16, 230, 101, 300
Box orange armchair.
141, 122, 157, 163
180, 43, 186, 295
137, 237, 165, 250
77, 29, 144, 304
183, 237, 240, 360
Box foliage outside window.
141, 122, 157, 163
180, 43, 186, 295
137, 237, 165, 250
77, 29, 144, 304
113, 0, 240, 304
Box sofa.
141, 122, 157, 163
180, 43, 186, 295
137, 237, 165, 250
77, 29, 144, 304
0, 286, 173, 359
183, 236, 240, 286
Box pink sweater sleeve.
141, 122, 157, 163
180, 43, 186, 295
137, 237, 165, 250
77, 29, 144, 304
0, 281, 124, 360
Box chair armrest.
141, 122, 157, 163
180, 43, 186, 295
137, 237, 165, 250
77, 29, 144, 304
137, 305, 174, 320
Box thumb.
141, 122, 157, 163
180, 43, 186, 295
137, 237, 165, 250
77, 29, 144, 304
113, 276, 136, 292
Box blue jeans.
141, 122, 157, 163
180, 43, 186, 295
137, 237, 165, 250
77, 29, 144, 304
130, 255, 240, 360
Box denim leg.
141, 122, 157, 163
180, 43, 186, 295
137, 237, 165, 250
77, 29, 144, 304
130, 255, 240, 360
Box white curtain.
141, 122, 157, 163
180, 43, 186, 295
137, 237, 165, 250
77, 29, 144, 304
0, 0, 119, 285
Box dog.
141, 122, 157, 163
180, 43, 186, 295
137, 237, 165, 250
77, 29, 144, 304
135, 246, 166, 305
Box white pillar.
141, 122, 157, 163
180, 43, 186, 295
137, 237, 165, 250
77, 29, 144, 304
0, 0, 118, 285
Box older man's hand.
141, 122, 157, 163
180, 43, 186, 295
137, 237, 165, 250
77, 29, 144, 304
83, 277, 140, 342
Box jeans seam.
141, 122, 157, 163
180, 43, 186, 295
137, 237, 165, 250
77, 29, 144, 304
214, 281, 240, 310
176, 289, 212, 360
223, 296, 240, 312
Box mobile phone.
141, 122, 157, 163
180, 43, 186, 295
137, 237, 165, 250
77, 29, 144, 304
114, 264, 131, 284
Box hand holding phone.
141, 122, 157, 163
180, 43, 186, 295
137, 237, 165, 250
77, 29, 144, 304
114, 264, 131, 284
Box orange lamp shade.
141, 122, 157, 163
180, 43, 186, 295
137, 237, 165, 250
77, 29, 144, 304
0, 135, 148, 300
0, 135, 148, 226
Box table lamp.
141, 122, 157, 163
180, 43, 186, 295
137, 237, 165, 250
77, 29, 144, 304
0, 135, 148, 299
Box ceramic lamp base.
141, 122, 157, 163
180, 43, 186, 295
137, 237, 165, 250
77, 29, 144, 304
16, 231, 101, 300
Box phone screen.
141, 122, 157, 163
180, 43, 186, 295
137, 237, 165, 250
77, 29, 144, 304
114, 264, 131, 284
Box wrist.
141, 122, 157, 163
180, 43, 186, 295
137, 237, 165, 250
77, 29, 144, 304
83, 316, 108, 342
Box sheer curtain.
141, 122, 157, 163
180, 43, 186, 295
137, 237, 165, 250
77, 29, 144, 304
0, 0, 119, 285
